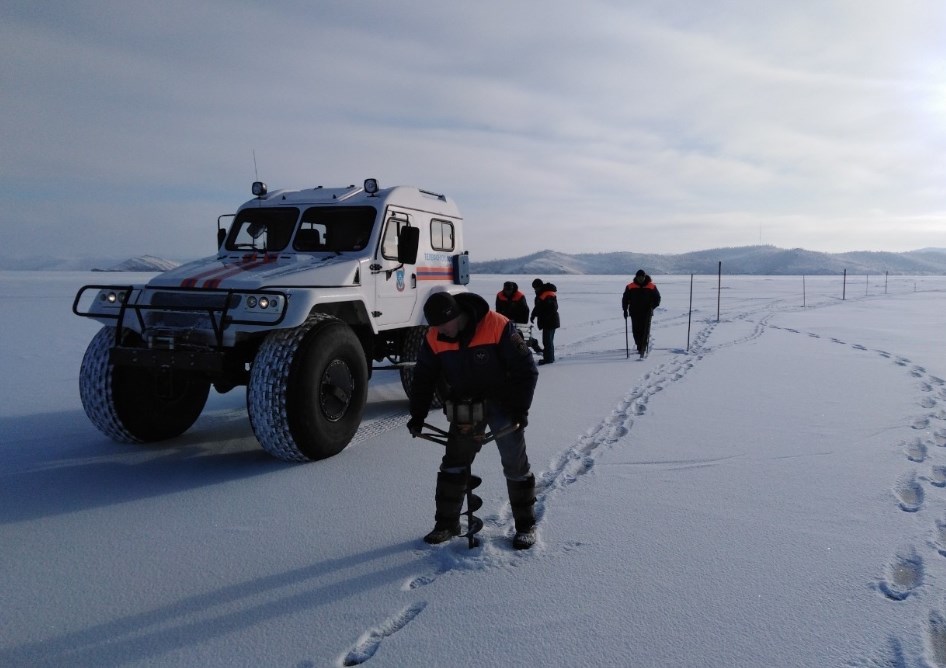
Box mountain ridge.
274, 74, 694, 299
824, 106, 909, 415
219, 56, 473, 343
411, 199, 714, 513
470, 245, 946, 275
1, 246, 945, 274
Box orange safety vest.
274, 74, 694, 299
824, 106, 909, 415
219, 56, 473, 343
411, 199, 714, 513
426, 310, 509, 354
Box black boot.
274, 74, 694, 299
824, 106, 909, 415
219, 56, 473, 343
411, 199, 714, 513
424, 471, 468, 544
507, 474, 537, 550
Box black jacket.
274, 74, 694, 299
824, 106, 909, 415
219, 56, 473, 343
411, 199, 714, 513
495, 288, 530, 324
410, 292, 538, 420
530, 282, 560, 330
622, 275, 661, 316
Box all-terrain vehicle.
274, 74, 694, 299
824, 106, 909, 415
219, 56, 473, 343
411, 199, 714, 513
73, 179, 469, 461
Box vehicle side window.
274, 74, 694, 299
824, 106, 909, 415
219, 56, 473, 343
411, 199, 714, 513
381, 215, 410, 259
430, 219, 455, 252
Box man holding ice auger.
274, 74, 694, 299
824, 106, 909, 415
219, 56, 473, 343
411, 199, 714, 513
407, 291, 540, 549
622, 269, 661, 359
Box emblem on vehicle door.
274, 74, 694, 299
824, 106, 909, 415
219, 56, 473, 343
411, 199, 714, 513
396, 268, 405, 292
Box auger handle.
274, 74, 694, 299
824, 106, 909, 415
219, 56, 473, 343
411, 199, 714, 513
412, 422, 520, 446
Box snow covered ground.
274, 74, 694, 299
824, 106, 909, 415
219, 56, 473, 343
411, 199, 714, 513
2, 271, 946, 667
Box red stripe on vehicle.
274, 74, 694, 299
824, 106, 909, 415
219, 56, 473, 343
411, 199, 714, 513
180, 263, 231, 288
416, 266, 453, 280
202, 254, 278, 288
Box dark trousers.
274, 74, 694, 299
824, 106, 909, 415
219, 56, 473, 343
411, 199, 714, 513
630, 314, 652, 351
440, 403, 531, 480
541, 327, 556, 362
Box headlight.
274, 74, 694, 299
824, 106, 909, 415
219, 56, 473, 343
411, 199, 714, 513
101, 291, 126, 305
242, 294, 281, 310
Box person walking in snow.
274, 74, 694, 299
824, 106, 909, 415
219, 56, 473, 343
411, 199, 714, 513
622, 269, 661, 358
530, 277, 560, 365
407, 291, 540, 550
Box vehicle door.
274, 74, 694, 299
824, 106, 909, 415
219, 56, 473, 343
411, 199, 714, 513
373, 209, 419, 327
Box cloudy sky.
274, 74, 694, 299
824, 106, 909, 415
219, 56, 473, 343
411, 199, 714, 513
2, 1, 945, 262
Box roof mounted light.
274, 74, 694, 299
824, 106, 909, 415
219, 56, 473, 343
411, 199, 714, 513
252, 181, 268, 197
364, 178, 379, 196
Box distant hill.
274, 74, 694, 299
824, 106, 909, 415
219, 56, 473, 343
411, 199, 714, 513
0, 254, 183, 272
471, 246, 946, 275
92, 255, 181, 272
2, 246, 945, 275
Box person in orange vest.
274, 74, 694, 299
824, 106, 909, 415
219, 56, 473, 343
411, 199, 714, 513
495, 281, 529, 323
530, 278, 560, 365
496, 281, 542, 355
407, 291, 540, 549
622, 269, 661, 358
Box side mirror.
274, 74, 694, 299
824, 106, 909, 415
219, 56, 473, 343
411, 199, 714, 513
217, 228, 226, 248
397, 226, 420, 265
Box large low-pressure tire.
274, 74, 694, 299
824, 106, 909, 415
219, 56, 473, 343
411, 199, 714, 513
399, 325, 445, 409
248, 314, 368, 462
79, 327, 211, 442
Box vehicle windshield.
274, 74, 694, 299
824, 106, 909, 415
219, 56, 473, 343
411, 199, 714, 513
225, 208, 298, 252
294, 206, 377, 253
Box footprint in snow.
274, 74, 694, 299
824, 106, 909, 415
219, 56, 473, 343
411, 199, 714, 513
914, 416, 932, 430
894, 473, 924, 512
853, 344, 867, 351
934, 520, 946, 558
879, 547, 923, 601
927, 609, 946, 667
905, 438, 928, 463
933, 429, 946, 448
929, 466, 946, 488
341, 601, 428, 666
921, 396, 938, 410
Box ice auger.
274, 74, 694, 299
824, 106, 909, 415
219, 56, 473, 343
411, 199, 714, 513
413, 400, 519, 549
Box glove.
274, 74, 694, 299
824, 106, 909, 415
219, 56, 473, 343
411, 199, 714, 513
511, 413, 528, 432
407, 416, 425, 436
623, 309, 628, 319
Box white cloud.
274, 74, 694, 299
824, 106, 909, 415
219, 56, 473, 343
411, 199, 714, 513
2, 0, 945, 261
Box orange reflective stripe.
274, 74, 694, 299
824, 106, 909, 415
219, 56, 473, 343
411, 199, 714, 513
425, 311, 509, 354
426, 328, 454, 353
469, 311, 508, 347
496, 291, 525, 302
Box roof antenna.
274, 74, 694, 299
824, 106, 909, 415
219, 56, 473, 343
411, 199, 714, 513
253, 149, 260, 182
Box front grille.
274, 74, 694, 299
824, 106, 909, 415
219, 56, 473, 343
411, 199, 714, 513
150, 291, 241, 309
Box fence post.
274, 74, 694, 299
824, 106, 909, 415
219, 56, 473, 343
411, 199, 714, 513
842, 269, 847, 300
687, 273, 694, 352
717, 261, 721, 322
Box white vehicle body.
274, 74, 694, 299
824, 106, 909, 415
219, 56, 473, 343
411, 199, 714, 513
74, 179, 469, 461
